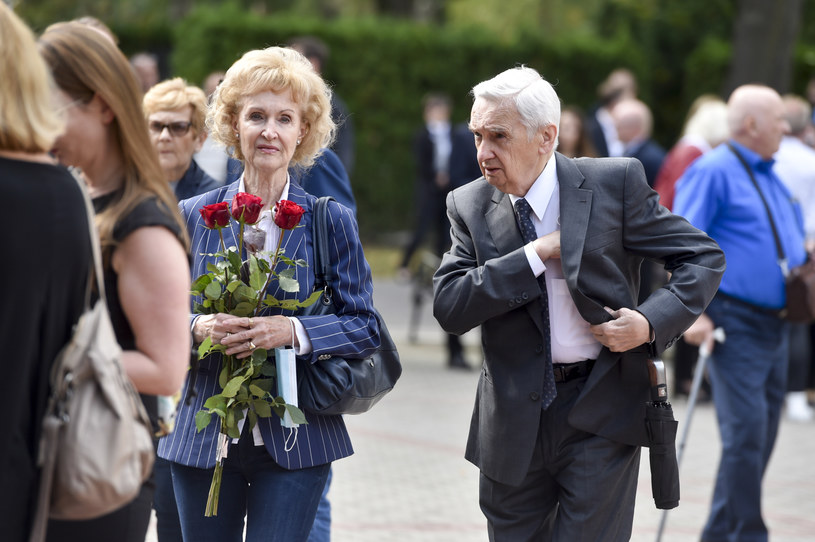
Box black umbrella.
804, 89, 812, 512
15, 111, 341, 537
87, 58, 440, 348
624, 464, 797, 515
645, 357, 680, 510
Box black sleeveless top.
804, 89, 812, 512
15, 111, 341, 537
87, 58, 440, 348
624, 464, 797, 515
92, 190, 184, 434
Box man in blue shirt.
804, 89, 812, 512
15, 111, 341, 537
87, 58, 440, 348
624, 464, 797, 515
675, 84, 805, 542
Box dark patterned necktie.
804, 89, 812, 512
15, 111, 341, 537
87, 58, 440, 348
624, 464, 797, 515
514, 198, 557, 409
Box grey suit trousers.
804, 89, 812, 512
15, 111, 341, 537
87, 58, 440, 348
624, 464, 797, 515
479, 376, 640, 542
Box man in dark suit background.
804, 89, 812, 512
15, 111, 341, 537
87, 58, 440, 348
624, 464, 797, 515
401, 93, 476, 369
614, 97, 667, 187
433, 66, 725, 541
613, 97, 668, 304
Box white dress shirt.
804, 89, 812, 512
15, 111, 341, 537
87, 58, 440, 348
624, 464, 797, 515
510, 155, 603, 364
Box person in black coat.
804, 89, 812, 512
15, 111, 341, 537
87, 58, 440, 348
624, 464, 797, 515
401, 94, 479, 369
0, 8, 93, 540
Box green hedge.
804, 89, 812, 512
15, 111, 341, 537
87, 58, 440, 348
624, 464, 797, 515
114, 5, 732, 239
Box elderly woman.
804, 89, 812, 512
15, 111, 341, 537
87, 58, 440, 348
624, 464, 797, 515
39, 22, 192, 542
143, 78, 221, 200
0, 6, 92, 540
157, 46, 379, 541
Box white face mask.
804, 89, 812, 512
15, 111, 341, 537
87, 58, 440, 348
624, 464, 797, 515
275, 347, 299, 431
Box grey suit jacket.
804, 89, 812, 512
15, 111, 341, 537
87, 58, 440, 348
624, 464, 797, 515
433, 153, 725, 485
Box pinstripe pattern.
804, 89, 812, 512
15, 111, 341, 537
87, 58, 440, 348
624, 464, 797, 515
158, 180, 379, 469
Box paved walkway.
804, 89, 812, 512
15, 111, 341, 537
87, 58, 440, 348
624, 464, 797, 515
148, 278, 815, 541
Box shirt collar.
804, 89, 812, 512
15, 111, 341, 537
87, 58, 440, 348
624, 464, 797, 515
509, 153, 557, 221
729, 139, 776, 172
237, 173, 291, 205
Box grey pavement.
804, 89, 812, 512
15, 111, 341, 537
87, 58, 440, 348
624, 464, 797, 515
148, 278, 815, 541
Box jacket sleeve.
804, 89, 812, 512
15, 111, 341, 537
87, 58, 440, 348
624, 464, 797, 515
432, 189, 544, 336
297, 200, 380, 362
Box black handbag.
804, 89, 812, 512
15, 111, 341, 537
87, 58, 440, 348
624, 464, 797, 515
297, 196, 402, 415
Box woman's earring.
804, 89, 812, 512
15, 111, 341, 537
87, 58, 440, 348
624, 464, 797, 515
297, 139, 302, 145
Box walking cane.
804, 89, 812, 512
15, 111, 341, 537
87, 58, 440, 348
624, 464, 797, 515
655, 327, 725, 542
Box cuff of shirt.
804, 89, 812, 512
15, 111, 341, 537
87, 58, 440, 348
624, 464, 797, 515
523, 242, 547, 277
290, 317, 312, 355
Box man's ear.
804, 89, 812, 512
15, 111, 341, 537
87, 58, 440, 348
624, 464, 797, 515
540, 123, 558, 155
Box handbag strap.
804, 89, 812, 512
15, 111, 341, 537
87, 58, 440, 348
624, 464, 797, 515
726, 143, 790, 277
311, 196, 336, 292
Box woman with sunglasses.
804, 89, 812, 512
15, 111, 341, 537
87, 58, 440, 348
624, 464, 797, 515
143, 78, 221, 201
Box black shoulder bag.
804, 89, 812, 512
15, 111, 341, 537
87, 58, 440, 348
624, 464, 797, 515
727, 143, 815, 322
297, 197, 402, 415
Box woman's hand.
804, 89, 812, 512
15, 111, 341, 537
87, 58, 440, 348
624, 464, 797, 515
203, 314, 296, 359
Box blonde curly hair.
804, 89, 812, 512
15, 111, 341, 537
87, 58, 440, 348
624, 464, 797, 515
143, 77, 208, 135
208, 46, 335, 169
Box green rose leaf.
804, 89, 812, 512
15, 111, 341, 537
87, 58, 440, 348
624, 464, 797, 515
203, 393, 227, 412
251, 348, 267, 364
252, 398, 272, 418
227, 249, 242, 272
222, 375, 245, 398
231, 302, 256, 317
198, 336, 213, 359
195, 411, 212, 432
277, 268, 299, 293
191, 274, 213, 294
286, 404, 308, 425
226, 280, 243, 293
232, 284, 256, 303
249, 384, 267, 398
204, 280, 223, 300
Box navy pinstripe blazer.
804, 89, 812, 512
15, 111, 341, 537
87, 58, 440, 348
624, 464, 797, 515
158, 179, 380, 470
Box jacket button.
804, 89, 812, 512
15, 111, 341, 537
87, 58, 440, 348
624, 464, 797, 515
535, 344, 543, 354
522, 292, 529, 300
515, 296, 523, 304
530, 392, 540, 401
508, 300, 515, 308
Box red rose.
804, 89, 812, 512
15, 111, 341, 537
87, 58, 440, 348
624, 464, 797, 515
273, 200, 306, 230
231, 192, 263, 225
199, 202, 231, 229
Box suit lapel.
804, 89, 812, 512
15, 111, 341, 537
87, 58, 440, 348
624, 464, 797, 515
485, 186, 547, 333
556, 154, 611, 324
486, 186, 524, 258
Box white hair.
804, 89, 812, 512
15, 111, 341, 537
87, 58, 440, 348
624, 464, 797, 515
471, 66, 561, 142
683, 100, 729, 146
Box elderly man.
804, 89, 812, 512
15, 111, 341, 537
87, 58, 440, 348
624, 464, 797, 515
614, 98, 666, 187
143, 77, 220, 200
675, 85, 805, 542
433, 66, 725, 541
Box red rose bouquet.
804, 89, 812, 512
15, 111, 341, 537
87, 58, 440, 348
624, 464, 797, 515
191, 193, 319, 515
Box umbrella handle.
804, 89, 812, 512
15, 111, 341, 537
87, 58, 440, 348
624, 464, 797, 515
647, 357, 668, 402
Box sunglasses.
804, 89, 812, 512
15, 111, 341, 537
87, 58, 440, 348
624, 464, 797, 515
149, 121, 192, 137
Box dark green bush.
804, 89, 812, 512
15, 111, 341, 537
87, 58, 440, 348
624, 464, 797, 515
112, 4, 740, 239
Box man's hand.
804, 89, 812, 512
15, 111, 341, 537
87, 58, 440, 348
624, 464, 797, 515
682, 313, 715, 353
589, 306, 651, 352
531, 231, 561, 262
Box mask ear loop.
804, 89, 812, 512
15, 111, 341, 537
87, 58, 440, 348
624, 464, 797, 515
283, 426, 298, 452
